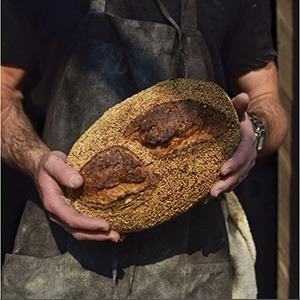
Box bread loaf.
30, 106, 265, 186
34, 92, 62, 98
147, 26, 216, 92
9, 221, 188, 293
65, 78, 240, 232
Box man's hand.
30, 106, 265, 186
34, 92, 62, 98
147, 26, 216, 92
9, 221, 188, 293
210, 61, 289, 197
36, 150, 124, 242
210, 93, 257, 197
2, 63, 124, 242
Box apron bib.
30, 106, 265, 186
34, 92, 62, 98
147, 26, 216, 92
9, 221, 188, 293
2, 1, 232, 299
43, 0, 214, 154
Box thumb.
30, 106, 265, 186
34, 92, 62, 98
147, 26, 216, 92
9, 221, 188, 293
232, 92, 249, 121
41, 151, 83, 188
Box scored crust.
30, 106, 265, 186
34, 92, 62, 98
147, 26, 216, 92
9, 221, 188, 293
66, 78, 240, 232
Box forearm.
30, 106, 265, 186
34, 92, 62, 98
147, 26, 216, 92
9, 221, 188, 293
1, 64, 124, 241
228, 61, 288, 157
1, 73, 50, 181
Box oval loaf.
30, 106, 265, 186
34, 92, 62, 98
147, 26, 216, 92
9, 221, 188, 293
65, 78, 240, 232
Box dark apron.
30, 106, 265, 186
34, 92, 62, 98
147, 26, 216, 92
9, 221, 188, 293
2, 1, 232, 298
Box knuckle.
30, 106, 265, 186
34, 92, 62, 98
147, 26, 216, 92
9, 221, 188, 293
43, 200, 55, 214
52, 150, 67, 160
43, 153, 60, 170
72, 232, 85, 241
65, 218, 80, 231
64, 219, 75, 229
238, 157, 247, 169
233, 155, 247, 170
223, 177, 238, 191
43, 153, 70, 182
56, 166, 69, 181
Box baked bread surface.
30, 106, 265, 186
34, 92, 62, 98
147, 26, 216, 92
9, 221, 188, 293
66, 78, 240, 232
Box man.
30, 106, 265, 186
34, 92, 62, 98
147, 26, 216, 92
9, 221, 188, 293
1, 0, 287, 298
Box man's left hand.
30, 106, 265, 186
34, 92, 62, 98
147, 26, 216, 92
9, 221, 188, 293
210, 92, 257, 197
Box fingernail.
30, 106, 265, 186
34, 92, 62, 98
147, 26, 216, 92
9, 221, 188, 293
215, 189, 222, 197
222, 168, 232, 176
70, 175, 83, 187
101, 226, 110, 232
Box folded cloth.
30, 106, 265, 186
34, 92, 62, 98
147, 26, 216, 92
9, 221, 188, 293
221, 192, 257, 299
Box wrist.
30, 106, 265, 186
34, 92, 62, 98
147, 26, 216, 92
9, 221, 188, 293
247, 113, 266, 152
31, 147, 51, 182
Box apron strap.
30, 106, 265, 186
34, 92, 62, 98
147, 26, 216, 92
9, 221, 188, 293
90, 0, 106, 13
154, 0, 198, 30
180, 0, 198, 29
154, 0, 185, 76
154, 0, 182, 39
154, 0, 199, 78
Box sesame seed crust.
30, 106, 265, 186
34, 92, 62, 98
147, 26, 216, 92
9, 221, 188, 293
66, 78, 240, 232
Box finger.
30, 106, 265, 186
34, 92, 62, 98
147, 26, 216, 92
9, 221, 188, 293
221, 148, 252, 176
210, 174, 241, 197
70, 231, 123, 242
210, 174, 239, 197
221, 124, 257, 176
221, 144, 255, 176
232, 92, 249, 120
49, 213, 122, 242
210, 155, 256, 197
69, 229, 123, 242
223, 174, 248, 193
39, 173, 110, 232
45, 194, 111, 232
42, 151, 83, 188
211, 154, 256, 197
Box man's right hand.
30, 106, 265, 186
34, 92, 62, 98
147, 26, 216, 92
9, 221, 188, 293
2, 63, 124, 242
36, 150, 124, 242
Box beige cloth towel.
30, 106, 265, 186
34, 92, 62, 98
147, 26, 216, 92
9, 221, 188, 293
221, 192, 258, 299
